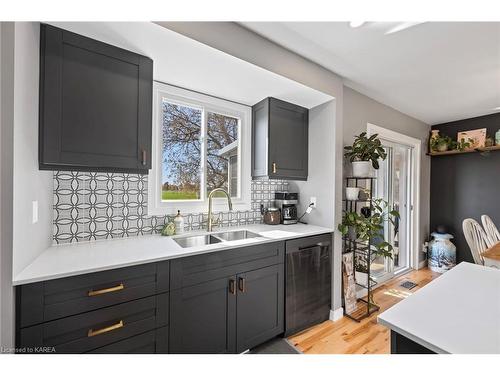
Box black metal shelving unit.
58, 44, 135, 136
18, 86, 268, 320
342, 176, 380, 322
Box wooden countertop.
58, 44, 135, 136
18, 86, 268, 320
483, 242, 500, 260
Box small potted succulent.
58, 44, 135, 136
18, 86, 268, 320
344, 132, 387, 177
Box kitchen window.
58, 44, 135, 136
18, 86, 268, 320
148, 82, 251, 215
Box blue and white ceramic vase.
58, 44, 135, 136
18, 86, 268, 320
428, 232, 456, 273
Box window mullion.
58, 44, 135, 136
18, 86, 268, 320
200, 107, 207, 202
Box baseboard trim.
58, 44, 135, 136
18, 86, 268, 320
418, 260, 427, 269
329, 308, 344, 321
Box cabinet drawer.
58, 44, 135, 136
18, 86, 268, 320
170, 241, 284, 290
19, 293, 168, 354
88, 327, 168, 354
17, 261, 169, 328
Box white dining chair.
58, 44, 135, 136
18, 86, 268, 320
462, 218, 491, 265
481, 214, 500, 246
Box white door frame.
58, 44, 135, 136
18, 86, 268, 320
367, 123, 421, 271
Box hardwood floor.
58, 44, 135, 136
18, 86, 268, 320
288, 267, 440, 354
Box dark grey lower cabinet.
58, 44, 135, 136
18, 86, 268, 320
169, 264, 284, 354
236, 264, 284, 353
169, 277, 236, 354
89, 328, 168, 354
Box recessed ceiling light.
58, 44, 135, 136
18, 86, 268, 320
349, 21, 365, 28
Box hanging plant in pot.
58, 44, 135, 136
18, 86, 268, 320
344, 132, 387, 177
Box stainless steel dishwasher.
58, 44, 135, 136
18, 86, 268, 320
285, 234, 332, 337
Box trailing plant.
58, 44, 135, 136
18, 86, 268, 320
344, 132, 387, 169
338, 198, 400, 259
454, 138, 472, 152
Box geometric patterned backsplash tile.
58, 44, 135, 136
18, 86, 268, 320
53, 171, 289, 244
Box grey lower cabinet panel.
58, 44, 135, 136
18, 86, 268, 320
236, 264, 284, 353
18, 293, 168, 354
169, 276, 237, 354
89, 327, 168, 354
169, 264, 284, 354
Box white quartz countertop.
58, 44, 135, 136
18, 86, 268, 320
378, 262, 500, 354
13, 223, 333, 285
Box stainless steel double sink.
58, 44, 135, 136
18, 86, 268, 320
173, 230, 262, 248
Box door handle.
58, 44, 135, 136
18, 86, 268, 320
87, 320, 124, 337
238, 277, 246, 293
229, 278, 236, 295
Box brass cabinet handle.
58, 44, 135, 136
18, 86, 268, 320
141, 149, 147, 166
272, 162, 277, 174
87, 320, 124, 337
238, 277, 246, 293
88, 283, 124, 297
229, 279, 236, 295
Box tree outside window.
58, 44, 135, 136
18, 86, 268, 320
161, 100, 239, 201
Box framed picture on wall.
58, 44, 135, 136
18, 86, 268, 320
457, 128, 487, 149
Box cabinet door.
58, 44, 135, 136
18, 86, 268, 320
268, 98, 308, 180
39, 24, 153, 173
169, 277, 237, 354
236, 264, 284, 352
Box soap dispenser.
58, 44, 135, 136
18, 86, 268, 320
174, 210, 184, 234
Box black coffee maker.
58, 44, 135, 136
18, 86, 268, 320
274, 192, 298, 225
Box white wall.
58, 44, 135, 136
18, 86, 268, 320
343, 86, 431, 263
12, 22, 53, 276
290, 100, 336, 228
1, 21, 16, 351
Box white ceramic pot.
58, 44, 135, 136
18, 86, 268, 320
345, 187, 360, 201
352, 161, 372, 177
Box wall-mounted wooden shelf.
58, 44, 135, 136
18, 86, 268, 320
427, 145, 500, 156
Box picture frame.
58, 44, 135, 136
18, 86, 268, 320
457, 128, 487, 149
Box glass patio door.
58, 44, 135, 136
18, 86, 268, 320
371, 140, 413, 283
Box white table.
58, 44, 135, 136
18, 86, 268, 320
378, 262, 500, 354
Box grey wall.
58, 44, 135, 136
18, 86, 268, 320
431, 113, 500, 263
1, 21, 15, 351
343, 86, 431, 264
12, 22, 53, 277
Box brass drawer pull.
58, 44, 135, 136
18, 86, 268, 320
238, 277, 246, 293
272, 162, 277, 174
87, 320, 124, 337
88, 283, 124, 297
229, 279, 236, 295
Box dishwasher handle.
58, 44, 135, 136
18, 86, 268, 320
287, 242, 331, 255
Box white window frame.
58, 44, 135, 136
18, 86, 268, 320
148, 82, 251, 215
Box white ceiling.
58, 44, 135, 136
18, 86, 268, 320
47, 22, 333, 109
241, 22, 500, 125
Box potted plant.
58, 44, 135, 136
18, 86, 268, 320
430, 135, 453, 152
344, 132, 387, 177
338, 198, 400, 259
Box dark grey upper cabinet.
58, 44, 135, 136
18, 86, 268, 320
39, 24, 153, 174
252, 97, 308, 180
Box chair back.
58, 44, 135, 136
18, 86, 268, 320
462, 218, 490, 265
481, 214, 500, 246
